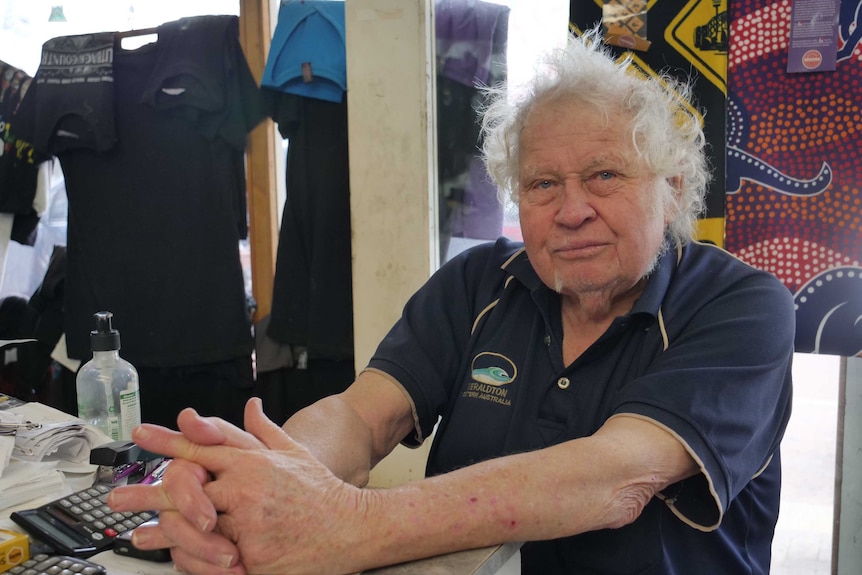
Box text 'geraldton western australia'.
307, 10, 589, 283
462, 382, 512, 406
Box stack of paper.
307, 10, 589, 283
0, 401, 111, 463
0, 394, 112, 511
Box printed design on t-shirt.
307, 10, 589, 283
37, 34, 114, 86
461, 352, 516, 407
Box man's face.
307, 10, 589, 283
517, 98, 671, 301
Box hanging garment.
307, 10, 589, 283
16, 15, 264, 367
0, 61, 47, 246
261, 0, 347, 103
435, 0, 510, 88
435, 0, 510, 258
265, 93, 353, 361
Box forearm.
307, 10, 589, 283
358, 445, 620, 564
348, 416, 698, 570
282, 370, 416, 487
283, 394, 377, 486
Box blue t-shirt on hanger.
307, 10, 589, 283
262, 0, 346, 103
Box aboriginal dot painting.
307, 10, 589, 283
726, 0, 862, 357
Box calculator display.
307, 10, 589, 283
14, 511, 92, 551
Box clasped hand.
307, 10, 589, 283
108, 398, 369, 575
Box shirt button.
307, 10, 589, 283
557, 377, 570, 390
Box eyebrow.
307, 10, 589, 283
520, 153, 632, 180
582, 153, 632, 172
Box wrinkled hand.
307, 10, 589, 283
109, 398, 370, 575
109, 400, 274, 574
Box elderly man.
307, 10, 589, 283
109, 28, 794, 575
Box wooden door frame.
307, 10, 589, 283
239, 0, 278, 322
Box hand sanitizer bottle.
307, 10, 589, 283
76, 311, 142, 440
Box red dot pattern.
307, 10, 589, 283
726, 0, 862, 294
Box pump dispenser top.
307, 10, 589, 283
90, 311, 121, 351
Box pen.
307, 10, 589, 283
113, 461, 144, 481
139, 458, 171, 485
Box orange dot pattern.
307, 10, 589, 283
726, 0, 862, 295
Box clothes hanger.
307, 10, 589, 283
115, 26, 159, 39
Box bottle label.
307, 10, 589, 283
119, 388, 141, 440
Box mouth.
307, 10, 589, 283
552, 241, 607, 259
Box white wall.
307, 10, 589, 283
345, 0, 438, 487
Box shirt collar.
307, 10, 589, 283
501, 239, 683, 319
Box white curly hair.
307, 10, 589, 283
479, 26, 711, 247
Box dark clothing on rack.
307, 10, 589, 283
138, 356, 254, 430
258, 1, 353, 419
254, 357, 355, 426
14, 16, 264, 427
0, 61, 45, 245
265, 93, 354, 362
0, 247, 68, 405
18, 16, 263, 369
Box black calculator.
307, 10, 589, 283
5, 553, 106, 575
11, 483, 156, 557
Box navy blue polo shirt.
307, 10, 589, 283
367, 237, 795, 574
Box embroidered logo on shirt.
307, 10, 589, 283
462, 352, 516, 406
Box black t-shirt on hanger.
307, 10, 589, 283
21, 15, 264, 367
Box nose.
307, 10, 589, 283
555, 181, 597, 227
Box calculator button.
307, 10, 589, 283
7, 555, 106, 575
104, 528, 117, 538
58, 499, 73, 508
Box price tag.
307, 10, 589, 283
787, 0, 839, 73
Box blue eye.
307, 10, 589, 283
597, 171, 614, 180
538, 180, 553, 189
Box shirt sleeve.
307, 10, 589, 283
366, 239, 515, 445
614, 261, 795, 531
